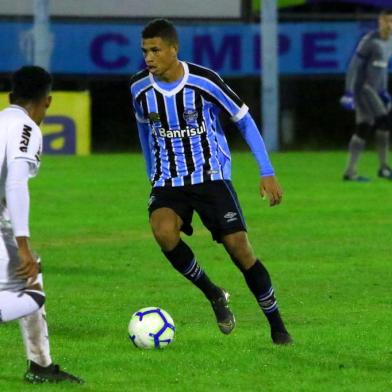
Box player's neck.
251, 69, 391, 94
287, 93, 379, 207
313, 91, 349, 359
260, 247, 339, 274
157, 60, 184, 83
17, 103, 41, 125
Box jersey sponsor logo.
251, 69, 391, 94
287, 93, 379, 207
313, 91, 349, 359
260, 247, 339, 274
154, 121, 207, 139
19, 124, 32, 152
183, 109, 198, 122
372, 60, 388, 68
224, 211, 238, 222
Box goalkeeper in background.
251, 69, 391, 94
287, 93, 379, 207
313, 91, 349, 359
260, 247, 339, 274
340, 9, 392, 181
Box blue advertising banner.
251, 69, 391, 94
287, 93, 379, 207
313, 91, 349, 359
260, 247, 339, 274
311, 0, 392, 6
0, 20, 382, 76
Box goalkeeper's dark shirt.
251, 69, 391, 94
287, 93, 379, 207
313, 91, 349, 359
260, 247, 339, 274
345, 30, 392, 95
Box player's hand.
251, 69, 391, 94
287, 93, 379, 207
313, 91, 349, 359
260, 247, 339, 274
340, 92, 355, 110
16, 247, 39, 284
260, 176, 283, 207
379, 90, 392, 106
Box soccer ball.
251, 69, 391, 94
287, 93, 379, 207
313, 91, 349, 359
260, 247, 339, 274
128, 307, 175, 349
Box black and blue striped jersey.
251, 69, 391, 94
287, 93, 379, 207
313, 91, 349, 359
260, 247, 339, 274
130, 62, 250, 188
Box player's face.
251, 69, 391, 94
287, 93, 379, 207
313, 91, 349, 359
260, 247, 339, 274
141, 37, 178, 79
379, 14, 392, 38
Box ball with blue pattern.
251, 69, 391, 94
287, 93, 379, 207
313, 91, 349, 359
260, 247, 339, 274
128, 307, 175, 349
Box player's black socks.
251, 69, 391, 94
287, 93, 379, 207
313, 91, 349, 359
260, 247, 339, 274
163, 240, 221, 300
243, 259, 287, 333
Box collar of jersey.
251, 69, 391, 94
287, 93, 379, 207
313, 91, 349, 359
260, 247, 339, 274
149, 61, 189, 97
9, 104, 29, 116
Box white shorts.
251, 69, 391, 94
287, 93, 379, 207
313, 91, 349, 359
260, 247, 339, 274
0, 224, 26, 291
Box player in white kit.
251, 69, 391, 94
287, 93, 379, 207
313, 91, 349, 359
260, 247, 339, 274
0, 66, 83, 384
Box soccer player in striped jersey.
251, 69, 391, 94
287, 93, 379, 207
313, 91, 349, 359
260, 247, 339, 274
340, 9, 392, 181
130, 19, 292, 345
0, 66, 83, 383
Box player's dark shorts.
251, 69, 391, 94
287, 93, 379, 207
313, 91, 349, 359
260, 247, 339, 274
148, 180, 247, 243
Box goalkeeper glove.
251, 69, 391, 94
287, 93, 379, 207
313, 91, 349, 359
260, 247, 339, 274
340, 92, 355, 111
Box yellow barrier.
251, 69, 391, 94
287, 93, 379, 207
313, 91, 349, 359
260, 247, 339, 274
0, 91, 91, 155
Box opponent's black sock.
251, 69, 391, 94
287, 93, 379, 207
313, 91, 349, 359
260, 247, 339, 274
243, 259, 287, 333
163, 240, 221, 300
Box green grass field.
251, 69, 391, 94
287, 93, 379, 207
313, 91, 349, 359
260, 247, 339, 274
0, 152, 391, 392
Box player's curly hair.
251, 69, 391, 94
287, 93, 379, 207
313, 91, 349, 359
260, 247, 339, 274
142, 19, 178, 45
10, 66, 52, 103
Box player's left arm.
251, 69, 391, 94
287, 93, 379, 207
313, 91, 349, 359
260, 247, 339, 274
235, 113, 282, 207
379, 59, 391, 106
204, 74, 282, 206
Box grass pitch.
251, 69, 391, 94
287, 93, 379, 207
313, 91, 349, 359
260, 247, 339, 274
0, 152, 391, 392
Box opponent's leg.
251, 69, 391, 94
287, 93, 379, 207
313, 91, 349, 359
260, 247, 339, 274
150, 207, 234, 334
223, 231, 292, 345
0, 287, 45, 322
0, 230, 83, 383
0, 242, 45, 322
20, 259, 83, 384
19, 260, 51, 367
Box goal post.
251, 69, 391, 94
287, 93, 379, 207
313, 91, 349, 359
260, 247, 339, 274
33, 0, 53, 70
261, 0, 279, 151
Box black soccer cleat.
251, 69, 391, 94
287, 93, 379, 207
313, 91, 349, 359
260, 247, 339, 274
378, 166, 392, 180
209, 288, 236, 335
271, 330, 293, 345
24, 361, 84, 384
342, 174, 370, 182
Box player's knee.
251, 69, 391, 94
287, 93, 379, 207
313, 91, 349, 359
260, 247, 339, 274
355, 122, 372, 141
151, 221, 180, 250
223, 232, 255, 269
24, 289, 46, 309
374, 115, 390, 132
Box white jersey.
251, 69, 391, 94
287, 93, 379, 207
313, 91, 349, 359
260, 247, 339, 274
0, 105, 42, 231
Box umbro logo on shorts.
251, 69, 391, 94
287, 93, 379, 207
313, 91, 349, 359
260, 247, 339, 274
224, 211, 238, 222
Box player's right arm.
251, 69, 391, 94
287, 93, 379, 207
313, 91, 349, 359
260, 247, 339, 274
192, 66, 282, 206
136, 121, 152, 179
5, 119, 42, 283
130, 88, 153, 179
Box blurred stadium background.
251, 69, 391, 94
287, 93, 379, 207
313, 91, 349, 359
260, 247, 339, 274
1, 3, 392, 390
0, 0, 390, 154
